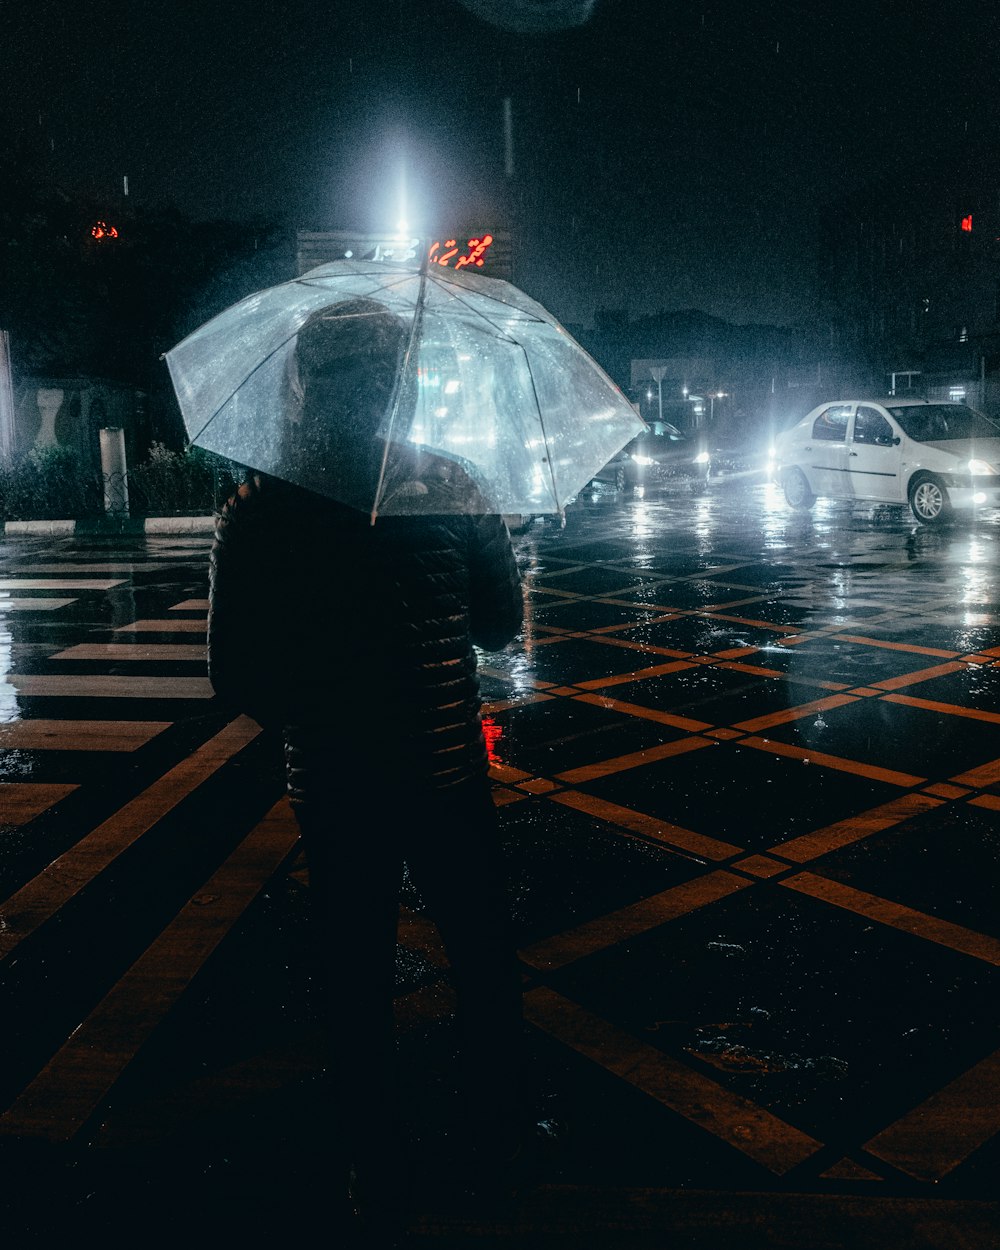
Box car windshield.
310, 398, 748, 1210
888, 404, 1000, 442
638, 422, 686, 443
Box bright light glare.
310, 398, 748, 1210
444, 379, 461, 395
632, 454, 655, 466
967, 459, 997, 475
973, 492, 987, 503
694, 451, 710, 464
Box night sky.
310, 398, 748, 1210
7, 0, 1000, 329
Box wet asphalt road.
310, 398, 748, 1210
1, 475, 1000, 1247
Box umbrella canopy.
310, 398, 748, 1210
165, 257, 645, 518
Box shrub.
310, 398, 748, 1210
0, 445, 103, 520
125, 442, 243, 516
0, 441, 244, 520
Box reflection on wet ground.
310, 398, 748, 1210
2, 485, 1000, 1245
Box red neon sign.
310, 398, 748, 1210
90, 221, 119, 240
428, 233, 494, 270
961, 214, 973, 233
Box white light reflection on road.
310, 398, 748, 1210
502, 649, 541, 695
760, 481, 796, 549
957, 534, 998, 628
0, 604, 17, 723
692, 490, 714, 557
627, 494, 657, 566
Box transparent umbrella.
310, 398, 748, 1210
164, 256, 645, 519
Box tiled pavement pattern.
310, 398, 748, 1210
2, 484, 1000, 1246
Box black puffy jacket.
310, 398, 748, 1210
208, 474, 523, 791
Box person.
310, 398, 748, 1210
206, 299, 526, 1245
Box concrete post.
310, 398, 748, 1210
0, 330, 15, 463
99, 426, 129, 516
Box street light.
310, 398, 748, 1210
709, 391, 728, 422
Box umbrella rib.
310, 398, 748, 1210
371, 262, 431, 522
429, 282, 531, 343
184, 328, 304, 446
428, 280, 561, 512
298, 266, 542, 332
184, 298, 422, 445
427, 268, 548, 320
514, 339, 562, 515
294, 272, 418, 299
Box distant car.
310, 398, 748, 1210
503, 512, 539, 534
590, 420, 711, 492
773, 398, 1000, 523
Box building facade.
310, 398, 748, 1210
296, 229, 513, 281
818, 177, 1000, 413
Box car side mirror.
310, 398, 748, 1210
892, 436, 901, 445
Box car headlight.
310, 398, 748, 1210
967, 459, 998, 475
693, 451, 710, 464
631, 455, 656, 466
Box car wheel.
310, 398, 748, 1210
908, 474, 951, 524
781, 468, 816, 510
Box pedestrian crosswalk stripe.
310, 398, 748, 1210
780, 872, 1000, 967
0, 716, 261, 961
864, 1046, 1000, 1181
770, 793, 945, 862
0, 796, 299, 1142
518, 871, 753, 971
5, 674, 213, 698
0, 599, 76, 611
52, 643, 206, 661
739, 735, 926, 788
555, 735, 715, 785
523, 986, 825, 1175
0, 720, 171, 752
0, 783, 78, 825
550, 790, 742, 861
0, 579, 127, 591
114, 620, 208, 633
732, 693, 860, 733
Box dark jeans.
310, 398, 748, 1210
289, 766, 524, 1182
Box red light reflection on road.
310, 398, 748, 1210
481, 714, 503, 764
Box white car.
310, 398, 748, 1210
773, 399, 1000, 524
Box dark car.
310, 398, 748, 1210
589, 420, 711, 491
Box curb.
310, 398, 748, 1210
2, 516, 217, 536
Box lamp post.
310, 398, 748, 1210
649, 366, 666, 425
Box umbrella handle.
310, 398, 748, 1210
371, 241, 431, 525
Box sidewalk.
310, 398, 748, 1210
0, 515, 217, 536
